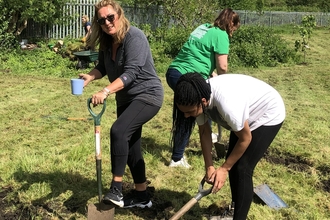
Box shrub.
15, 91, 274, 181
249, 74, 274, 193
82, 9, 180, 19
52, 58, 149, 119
162, 26, 193, 58
230, 25, 298, 67
0, 46, 76, 77
0, 6, 17, 50
230, 42, 265, 68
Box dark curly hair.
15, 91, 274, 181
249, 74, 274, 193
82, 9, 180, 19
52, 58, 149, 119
171, 73, 211, 148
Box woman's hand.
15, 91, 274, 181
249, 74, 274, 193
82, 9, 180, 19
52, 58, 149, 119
205, 166, 216, 184
207, 166, 228, 194
78, 74, 94, 87
91, 90, 108, 106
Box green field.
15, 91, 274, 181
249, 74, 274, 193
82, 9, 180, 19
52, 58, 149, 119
0, 27, 329, 219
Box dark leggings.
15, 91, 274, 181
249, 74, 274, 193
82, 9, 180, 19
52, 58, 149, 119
110, 100, 160, 184
226, 123, 283, 220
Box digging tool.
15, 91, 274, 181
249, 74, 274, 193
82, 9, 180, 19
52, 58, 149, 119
254, 184, 288, 210
170, 178, 213, 220
42, 115, 93, 121
87, 98, 115, 220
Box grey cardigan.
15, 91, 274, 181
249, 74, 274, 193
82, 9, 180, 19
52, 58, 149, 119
95, 26, 163, 107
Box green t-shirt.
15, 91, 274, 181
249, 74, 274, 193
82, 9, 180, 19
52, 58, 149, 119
169, 23, 229, 79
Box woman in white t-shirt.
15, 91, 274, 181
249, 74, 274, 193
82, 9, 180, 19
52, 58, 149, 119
172, 73, 285, 219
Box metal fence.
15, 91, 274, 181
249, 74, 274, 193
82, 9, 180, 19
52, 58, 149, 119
21, 1, 330, 39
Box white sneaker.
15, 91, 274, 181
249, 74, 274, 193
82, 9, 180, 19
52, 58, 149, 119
212, 133, 218, 143
169, 156, 191, 168
209, 216, 233, 220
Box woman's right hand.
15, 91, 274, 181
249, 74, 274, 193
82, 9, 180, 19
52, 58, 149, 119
78, 74, 93, 87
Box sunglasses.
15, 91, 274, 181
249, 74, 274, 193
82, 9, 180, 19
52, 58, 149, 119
97, 14, 115, 25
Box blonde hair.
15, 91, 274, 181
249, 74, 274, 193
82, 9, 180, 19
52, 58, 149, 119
88, 0, 130, 50
82, 15, 89, 23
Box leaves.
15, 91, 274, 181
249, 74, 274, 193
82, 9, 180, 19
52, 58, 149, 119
295, 15, 316, 62
0, 0, 69, 36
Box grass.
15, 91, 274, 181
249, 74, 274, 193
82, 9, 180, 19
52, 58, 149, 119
0, 27, 330, 219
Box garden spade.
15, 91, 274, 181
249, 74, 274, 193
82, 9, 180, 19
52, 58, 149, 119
87, 98, 115, 220
170, 178, 213, 220
253, 184, 288, 210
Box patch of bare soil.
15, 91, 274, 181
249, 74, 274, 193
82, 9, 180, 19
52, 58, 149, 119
264, 148, 313, 173
0, 179, 228, 220
0, 184, 22, 220
0, 183, 70, 220
264, 148, 330, 193
119, 181, 228, 219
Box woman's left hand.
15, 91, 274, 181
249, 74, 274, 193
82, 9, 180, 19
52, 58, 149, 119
209, 167, 228, 194
91, 91, 107, 106
205, 166, 216, 184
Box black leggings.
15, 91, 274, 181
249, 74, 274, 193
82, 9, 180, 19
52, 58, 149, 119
226, 123, 283, 220
110, 100, 160, 184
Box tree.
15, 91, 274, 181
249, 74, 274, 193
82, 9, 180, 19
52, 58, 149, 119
318, 0, 330, 12
0, 5, 16, 49
1, 0, 69, 36
255, 0, 264, 15
218, 0, 252, 10
294, 15, 316, 64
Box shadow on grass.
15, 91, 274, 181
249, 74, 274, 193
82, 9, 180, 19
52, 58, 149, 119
12, 168, 97, 218
10, 168, 209, 219
141, 136, 204, 167
8, 135, 213, 219
116, 186, 207, 220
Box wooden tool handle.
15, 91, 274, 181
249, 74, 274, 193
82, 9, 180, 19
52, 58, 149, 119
169, 198, 198, 220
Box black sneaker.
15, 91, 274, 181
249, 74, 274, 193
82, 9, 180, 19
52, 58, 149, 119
123, 190, 152, 208
102, 186, 124, 207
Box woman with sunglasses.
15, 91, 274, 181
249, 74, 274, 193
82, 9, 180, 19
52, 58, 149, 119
166, 9, 241, 169
173, 72, 285, 219
79, 0, 163, 209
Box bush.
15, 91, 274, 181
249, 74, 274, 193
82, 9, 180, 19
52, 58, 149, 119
230, 25, 298, 68
162, 26, 193, 58
230, 42, 265, 68
0, 45, 77, 77
0, 6, 17, 50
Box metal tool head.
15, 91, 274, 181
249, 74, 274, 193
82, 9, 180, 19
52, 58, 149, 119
195, 178, 213, 201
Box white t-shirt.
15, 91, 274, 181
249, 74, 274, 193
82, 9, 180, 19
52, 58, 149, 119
195, 74, 286, 132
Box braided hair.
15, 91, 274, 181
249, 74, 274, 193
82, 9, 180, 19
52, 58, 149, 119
171, 73, 211, 148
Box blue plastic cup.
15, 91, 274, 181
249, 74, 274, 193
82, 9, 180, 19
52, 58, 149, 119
71, 79, 84, 95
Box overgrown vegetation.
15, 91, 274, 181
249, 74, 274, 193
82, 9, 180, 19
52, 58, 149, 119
142, 24, 300, 68
122, 0, 330, 12
229, 25, 299, 68
1, 0, 329, 51
0, 6, 17, 50
0, 24, 300, 74
0, 45, 76, 77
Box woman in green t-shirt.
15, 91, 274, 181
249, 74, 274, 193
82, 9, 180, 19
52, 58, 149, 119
166, 8, 240, 168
